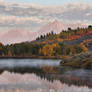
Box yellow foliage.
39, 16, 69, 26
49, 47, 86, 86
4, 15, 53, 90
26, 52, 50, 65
39, 43, 60, 56
81, 44, 88, 52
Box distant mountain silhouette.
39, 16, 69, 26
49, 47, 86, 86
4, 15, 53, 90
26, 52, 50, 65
0, 20, 88, 44
37, 20, 88, 36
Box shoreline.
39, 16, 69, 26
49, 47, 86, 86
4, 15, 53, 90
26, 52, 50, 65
60, 52, 92, 69
0, 56, 62, 59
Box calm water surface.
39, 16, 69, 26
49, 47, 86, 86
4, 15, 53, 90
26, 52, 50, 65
0, 59, 92, 92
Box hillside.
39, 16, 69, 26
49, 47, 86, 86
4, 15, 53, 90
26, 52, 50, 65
0, 25, 91, 59
61, 51, 92, 69
0, 20, 88, 45
36, 25, 92, 46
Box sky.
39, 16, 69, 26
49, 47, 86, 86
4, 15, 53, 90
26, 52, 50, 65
5, 0, 92, 5
0, 0, 92, 33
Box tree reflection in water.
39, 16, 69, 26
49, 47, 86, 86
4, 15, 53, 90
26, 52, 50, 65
0, 66, 92, 89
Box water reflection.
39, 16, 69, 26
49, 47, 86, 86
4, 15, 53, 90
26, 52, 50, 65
0, 59, 60, 68
0, 59, 91, 92
0, 71, 92, 92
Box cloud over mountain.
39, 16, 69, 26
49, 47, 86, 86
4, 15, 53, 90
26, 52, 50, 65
0, 2, 91, 32
0, 20, 88, 45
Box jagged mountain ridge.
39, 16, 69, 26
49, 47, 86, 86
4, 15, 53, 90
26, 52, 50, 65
38, 20, 88, 36
0, 20, 88, 44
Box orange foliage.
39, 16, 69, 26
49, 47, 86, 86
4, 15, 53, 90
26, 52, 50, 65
57, 38, 63, 42
67, 35, 80, 40
80, 44, 88, 52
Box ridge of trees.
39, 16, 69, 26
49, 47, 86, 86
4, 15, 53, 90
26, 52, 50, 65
0, 25, 92, 57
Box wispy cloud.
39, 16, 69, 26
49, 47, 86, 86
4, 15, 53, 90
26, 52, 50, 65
0, 2, 92, 31
0, 0, 3, 3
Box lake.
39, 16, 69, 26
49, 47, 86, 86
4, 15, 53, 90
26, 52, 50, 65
0, 59, 92, 92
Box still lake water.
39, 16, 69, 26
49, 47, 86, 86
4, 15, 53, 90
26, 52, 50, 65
0, 59, 92, 92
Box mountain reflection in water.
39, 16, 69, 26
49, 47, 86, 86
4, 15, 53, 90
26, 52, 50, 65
0, 59, 91, 92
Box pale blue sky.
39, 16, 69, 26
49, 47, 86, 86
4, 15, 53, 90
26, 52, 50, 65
6, 0, 92, 5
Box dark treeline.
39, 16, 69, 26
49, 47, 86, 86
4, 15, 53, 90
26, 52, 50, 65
36, 31, 56, 41
0, 42, 44, 57
0, 42, 87, 57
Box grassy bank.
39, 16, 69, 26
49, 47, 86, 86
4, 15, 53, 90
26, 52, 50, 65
61, 52, 92, 69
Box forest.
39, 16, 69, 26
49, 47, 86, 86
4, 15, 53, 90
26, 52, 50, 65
0, 25, 92, 58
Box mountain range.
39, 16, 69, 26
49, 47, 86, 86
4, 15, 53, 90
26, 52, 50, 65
0, 20, 88, 45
